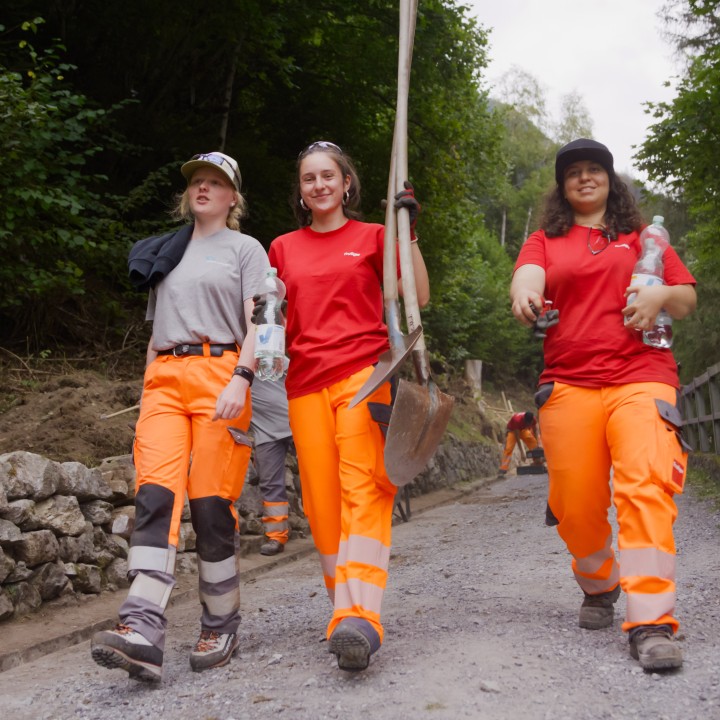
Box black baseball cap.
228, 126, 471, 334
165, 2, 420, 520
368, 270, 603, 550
555, 139, 614, 185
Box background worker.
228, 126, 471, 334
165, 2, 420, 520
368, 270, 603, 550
91, 151, 268, 681
510, 138, 696, 671
262, 140, 429, 672
498, 411, 541, 476
249, 359, 294, 557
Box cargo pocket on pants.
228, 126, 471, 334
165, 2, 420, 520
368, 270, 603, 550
653, 399, 691, 495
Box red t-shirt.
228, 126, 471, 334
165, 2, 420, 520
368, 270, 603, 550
515, 225, 696, 389
507, 412, 536, 431
268, 220, 391, 399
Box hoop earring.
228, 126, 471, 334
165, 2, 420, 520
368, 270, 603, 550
342, 191, 349, 206
300, 198, 308, 211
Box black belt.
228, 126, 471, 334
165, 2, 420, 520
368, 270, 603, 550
157, 343, 238, 357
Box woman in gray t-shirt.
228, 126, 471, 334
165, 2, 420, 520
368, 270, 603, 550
91, 152, 269, 682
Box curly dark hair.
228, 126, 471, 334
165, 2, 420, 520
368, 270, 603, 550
539, 172, 644, 239
291, 143, 363, 227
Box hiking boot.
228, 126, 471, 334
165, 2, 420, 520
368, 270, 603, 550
260, 539, 285, 556
189, 630, 240, 672
91, 624, 163, 682
629, 624, 683, 671
328, 617, 381, 672
578, 584, 621, 629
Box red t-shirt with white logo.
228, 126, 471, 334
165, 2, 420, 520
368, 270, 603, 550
269, 220, 390, 400
515, 225, 696, 389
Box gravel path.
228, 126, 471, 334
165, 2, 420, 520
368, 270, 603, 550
0, 472, 718, 720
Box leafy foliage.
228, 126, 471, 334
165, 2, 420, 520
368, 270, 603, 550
0, 22, 137, 346
636, 0, 720, 380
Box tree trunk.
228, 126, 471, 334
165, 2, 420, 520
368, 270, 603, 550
218, 42, 243, 151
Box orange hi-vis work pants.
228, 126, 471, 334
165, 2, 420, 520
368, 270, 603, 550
538, 381, 687, 634
288, 365, 396, 643
121, 350, 252, 649
499, 428, 539, 471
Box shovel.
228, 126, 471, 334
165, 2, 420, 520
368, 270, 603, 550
348, 9, 422, 410
383, 0, 455, 487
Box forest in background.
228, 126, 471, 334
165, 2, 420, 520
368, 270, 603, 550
0, 0, 718, 386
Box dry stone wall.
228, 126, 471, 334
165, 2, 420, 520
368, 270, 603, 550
0, 436, 498, 623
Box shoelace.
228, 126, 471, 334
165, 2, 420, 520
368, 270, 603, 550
113, 623, 135, 635
195, 632, 221, 653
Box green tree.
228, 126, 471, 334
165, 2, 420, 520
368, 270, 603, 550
636, 0, 720, 380
0, 20, 134, 346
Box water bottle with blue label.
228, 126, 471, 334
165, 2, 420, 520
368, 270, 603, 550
254, 268, 286, 381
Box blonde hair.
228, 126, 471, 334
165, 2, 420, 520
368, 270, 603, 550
170, 187, 248, 231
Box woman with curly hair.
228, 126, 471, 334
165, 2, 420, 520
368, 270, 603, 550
510, 139, 696, 671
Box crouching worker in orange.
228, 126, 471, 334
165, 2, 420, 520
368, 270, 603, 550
510, 139, 696, 671
260, 141, 429, 672
498, 411, 541, 475
91, 152, 269, 681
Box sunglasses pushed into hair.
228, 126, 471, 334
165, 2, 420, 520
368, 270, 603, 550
298, 141, 343, 159
190, 153, 242, 189
587, 225, 615, 255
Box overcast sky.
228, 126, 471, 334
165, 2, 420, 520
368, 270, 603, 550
463, 0, 679, 177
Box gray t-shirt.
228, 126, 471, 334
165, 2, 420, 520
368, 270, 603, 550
147, 228, 269, 349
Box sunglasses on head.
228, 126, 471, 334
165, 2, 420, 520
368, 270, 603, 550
586, 225, 615, 255
191, 153, 241, 189
298, 141, 343, 159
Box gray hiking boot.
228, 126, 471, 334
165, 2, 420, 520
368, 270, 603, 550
629, 624, 683, 671
328, 617, 381, 672
578, 584, 621, 629
260, 539, 285, 556
189, 630, 240, 672
91, 623, 163, 682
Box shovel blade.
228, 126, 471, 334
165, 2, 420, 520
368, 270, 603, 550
348, 325, 423, 409
384, 378, 454, 487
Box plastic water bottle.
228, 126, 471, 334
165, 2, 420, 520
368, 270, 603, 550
625, 216, 673, 349
254, 268, 286, 381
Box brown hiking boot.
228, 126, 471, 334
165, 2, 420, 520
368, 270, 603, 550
578, 585, 621, 629
629, 624, 683, 671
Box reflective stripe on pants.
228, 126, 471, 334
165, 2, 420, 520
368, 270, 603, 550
288, 365, 396, 642
539, 381, 686, 633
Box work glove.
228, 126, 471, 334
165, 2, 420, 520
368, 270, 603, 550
393, 181, 421, 238
381, 181, 421, 240
251, 294, 288, 325
530, 301, 560, 339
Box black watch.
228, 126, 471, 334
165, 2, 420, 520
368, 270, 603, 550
232, 365, 255, 386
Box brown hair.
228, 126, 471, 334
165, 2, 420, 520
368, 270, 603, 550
291, 143, 362, 227
539, 171, 644, 239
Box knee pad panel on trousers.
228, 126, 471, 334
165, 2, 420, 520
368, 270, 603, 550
190, 496, 236, 562
132, 484, 175, 549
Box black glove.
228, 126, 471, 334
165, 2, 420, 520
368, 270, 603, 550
530, 302, 560, 339
251, 294, 287, 325
393, 181, 420, 236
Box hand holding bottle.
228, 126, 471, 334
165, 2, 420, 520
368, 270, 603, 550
253, 268, 287, 381
623, 216, 673, 348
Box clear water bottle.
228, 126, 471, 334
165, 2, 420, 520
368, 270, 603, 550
625, 216, 673, 349
254, 268, 286, 381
